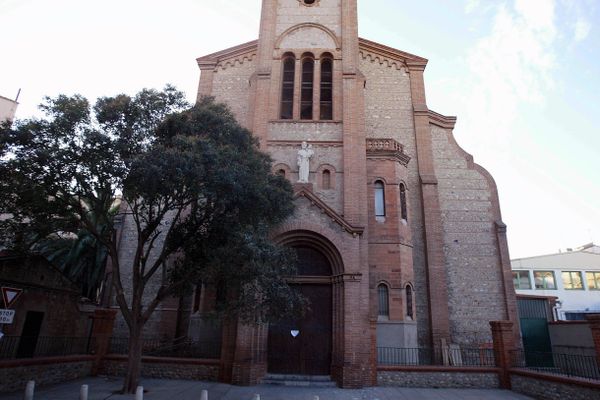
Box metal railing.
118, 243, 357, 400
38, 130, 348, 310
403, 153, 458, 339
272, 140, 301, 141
377, 346, 495, 367
0, 336, 94, 360
511, 349, 600, 381
109, 337, 221, 359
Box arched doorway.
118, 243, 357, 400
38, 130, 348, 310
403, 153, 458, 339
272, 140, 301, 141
267, 246, 333, 375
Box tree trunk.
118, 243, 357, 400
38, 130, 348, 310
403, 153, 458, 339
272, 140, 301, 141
123, 324, 143, 394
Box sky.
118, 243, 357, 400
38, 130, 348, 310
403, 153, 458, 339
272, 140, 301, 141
0, 0, 598, 259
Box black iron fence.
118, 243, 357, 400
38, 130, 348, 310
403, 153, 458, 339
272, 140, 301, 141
0, 336, 94, 360
109, 337, 221, 359
511, 349, 600, 381
377, 346, 495, 367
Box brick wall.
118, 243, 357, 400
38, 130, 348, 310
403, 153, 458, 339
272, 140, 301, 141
431, 125, 508, 345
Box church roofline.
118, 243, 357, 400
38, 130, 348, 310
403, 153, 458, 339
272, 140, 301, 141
195, 37, 428, 69
196, 39, 259, 68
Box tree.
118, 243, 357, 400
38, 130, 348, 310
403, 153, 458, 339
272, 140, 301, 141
0, 88, 303, 393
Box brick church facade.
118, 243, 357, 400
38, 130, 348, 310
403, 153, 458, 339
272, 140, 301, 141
114, 0, 519, 389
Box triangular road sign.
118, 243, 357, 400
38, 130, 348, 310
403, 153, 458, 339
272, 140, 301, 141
1, 287, 23, 308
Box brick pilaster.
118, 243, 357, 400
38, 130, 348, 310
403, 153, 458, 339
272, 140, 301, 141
90, 308, 117, 375
408, 64, 451, 348
490, 320, 515, 389
585, 314, 600, 366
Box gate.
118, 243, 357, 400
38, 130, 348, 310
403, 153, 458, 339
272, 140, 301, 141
517, 297, 553, 367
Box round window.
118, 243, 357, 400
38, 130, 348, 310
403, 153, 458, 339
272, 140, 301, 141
303, 0, 316, 5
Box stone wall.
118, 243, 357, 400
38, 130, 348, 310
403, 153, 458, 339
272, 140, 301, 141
359, 54, 429, 346
511, 371, 600, 400
377, 368, 499, 388
212, 57, 256, 128
275, 0, 342, 37
101, 356, 219, 381
431, 124, 506, 345
0, 357, 93, 393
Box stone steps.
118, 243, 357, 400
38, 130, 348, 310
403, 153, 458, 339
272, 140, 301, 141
262, 374, 337, 387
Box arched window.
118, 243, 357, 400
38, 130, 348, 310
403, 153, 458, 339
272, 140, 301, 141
400, 183, 408, 221
378, 284, 389, 318
320, 58, 333, 120
300, 57, 314, 120
280, 56, 295, 119
322, 169, 331, 189
374, 180, 385, 217
277, 169, 286, 178
406, 284, 414, 319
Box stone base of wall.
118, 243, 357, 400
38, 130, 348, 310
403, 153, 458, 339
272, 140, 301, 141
0, 356, 94, 393
101, 356, 219, 381
378, 367, 500, 388
510, 370, 600, 400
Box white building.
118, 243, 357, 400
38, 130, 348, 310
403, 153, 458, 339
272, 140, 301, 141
0, 95, 18, 123
512, 243, 600, 320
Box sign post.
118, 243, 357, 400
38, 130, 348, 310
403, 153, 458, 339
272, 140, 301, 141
1, 287, 23, 309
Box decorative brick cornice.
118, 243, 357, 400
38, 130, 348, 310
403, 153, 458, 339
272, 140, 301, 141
358, 37, 428, 70
294, 186, 364, 236
195, 37, 429, 72
428, 109, 457, 130
366, 138, 411, 166
196, 40, 258, 71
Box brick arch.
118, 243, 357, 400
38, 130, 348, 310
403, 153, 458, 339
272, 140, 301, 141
273, 227, 345, 275
275, 23, 341, 51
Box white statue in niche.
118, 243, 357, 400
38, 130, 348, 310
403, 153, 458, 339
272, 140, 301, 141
297, 141, 314, 183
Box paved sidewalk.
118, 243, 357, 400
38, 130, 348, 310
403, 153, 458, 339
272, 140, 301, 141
0, 377, 535, 400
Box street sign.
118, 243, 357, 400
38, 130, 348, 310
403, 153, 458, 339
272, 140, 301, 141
0, 309, 15, 324
1, 287, 22, 308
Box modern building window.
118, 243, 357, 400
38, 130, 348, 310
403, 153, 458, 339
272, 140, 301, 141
406, 284, 414, 319
534, 271, 556, 290
587, 272, 600, 290
399, 183, 408, 221
378, 284, 389, 318
280, 57, 295, 119
322, 169, 331, 189
300, 58, 314, 119
374, 180, 385, 217
562, 271, 584, 290
512, 270, 531, 289
320, 58, 333, 120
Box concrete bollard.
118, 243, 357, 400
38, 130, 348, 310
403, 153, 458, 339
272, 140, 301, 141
253, 395, 260, 400
24, 381, 35, 400
80, 384, 89, 400
200, 389, 208, 400
314, 397, 320, 400
135, 386, 144, 400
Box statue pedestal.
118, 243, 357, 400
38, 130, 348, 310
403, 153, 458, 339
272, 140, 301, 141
294, 182, 313, 192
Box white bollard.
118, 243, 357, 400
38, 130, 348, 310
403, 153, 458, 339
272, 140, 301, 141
24, 381, 35, 400
135, 386, 144, 400
80, 384, 89, 400
200, 389, 208, 400
253, 395, 260, 400
314, 397, 320, 400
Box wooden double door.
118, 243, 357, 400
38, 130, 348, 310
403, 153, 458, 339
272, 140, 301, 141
267, 247, 333, 375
